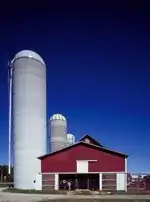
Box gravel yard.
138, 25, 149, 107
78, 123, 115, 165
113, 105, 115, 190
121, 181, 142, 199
1, 188, 150, 202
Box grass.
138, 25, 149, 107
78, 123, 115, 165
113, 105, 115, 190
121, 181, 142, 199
3, 188, 102, 195
3, 188, 150, 196
3, 188, 68, 194
3, 188, 114, 195
0, 183, 10, 187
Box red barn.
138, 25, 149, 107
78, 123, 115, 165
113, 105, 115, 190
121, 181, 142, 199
38, 135, 128, 191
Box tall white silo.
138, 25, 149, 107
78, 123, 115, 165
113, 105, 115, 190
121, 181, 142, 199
11, 50, 47, 189
49, 114, 67, 153
66, 133, 75, 147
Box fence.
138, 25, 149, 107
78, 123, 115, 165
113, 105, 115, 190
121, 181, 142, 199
127, 172, 150, 193
0, 182, 12, 188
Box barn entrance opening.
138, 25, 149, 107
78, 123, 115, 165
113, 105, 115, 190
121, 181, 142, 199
59, 173, 99, 190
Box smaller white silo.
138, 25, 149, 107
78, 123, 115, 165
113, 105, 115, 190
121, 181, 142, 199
66, 133, 75, 147
49, 114, 67, 153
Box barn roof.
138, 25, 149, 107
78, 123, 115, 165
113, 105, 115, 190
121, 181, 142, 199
79, 134, 104, 147
38, 136, 128, 159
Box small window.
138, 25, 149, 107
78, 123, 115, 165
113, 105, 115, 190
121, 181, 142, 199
85, 138, 90, 143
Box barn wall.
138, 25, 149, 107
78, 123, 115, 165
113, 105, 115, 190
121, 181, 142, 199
42, 173, 55, 190
41, 144, 125, 173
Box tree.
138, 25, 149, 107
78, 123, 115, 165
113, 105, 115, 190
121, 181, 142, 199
0, 165, 13, 182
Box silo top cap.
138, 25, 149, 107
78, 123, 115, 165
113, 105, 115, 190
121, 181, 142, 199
50, 114, 66, 121
11, 50, 45, 66
67, 133, 75, 138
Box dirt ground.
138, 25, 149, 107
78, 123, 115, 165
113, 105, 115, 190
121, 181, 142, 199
40, 200, 150, 202
1, 188, 150, 202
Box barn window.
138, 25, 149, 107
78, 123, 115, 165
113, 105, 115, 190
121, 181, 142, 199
76, 160, 88, 173
85, 138, 90, 143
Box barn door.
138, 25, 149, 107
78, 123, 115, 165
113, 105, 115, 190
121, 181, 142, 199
42, 173, 55, 190
102, 173, 116, 191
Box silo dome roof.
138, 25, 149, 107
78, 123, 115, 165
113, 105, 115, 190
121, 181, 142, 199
50, 114, 66, 121
67, 133, 75, 138
11, 50, 45, 66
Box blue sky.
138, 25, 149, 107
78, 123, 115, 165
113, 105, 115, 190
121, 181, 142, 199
0, 2, 150, 172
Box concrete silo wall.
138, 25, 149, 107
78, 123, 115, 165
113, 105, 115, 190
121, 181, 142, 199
12, 50, 47, 189
50, 115, 67, 153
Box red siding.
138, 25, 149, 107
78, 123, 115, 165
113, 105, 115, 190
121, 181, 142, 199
41, 144, 125, 173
